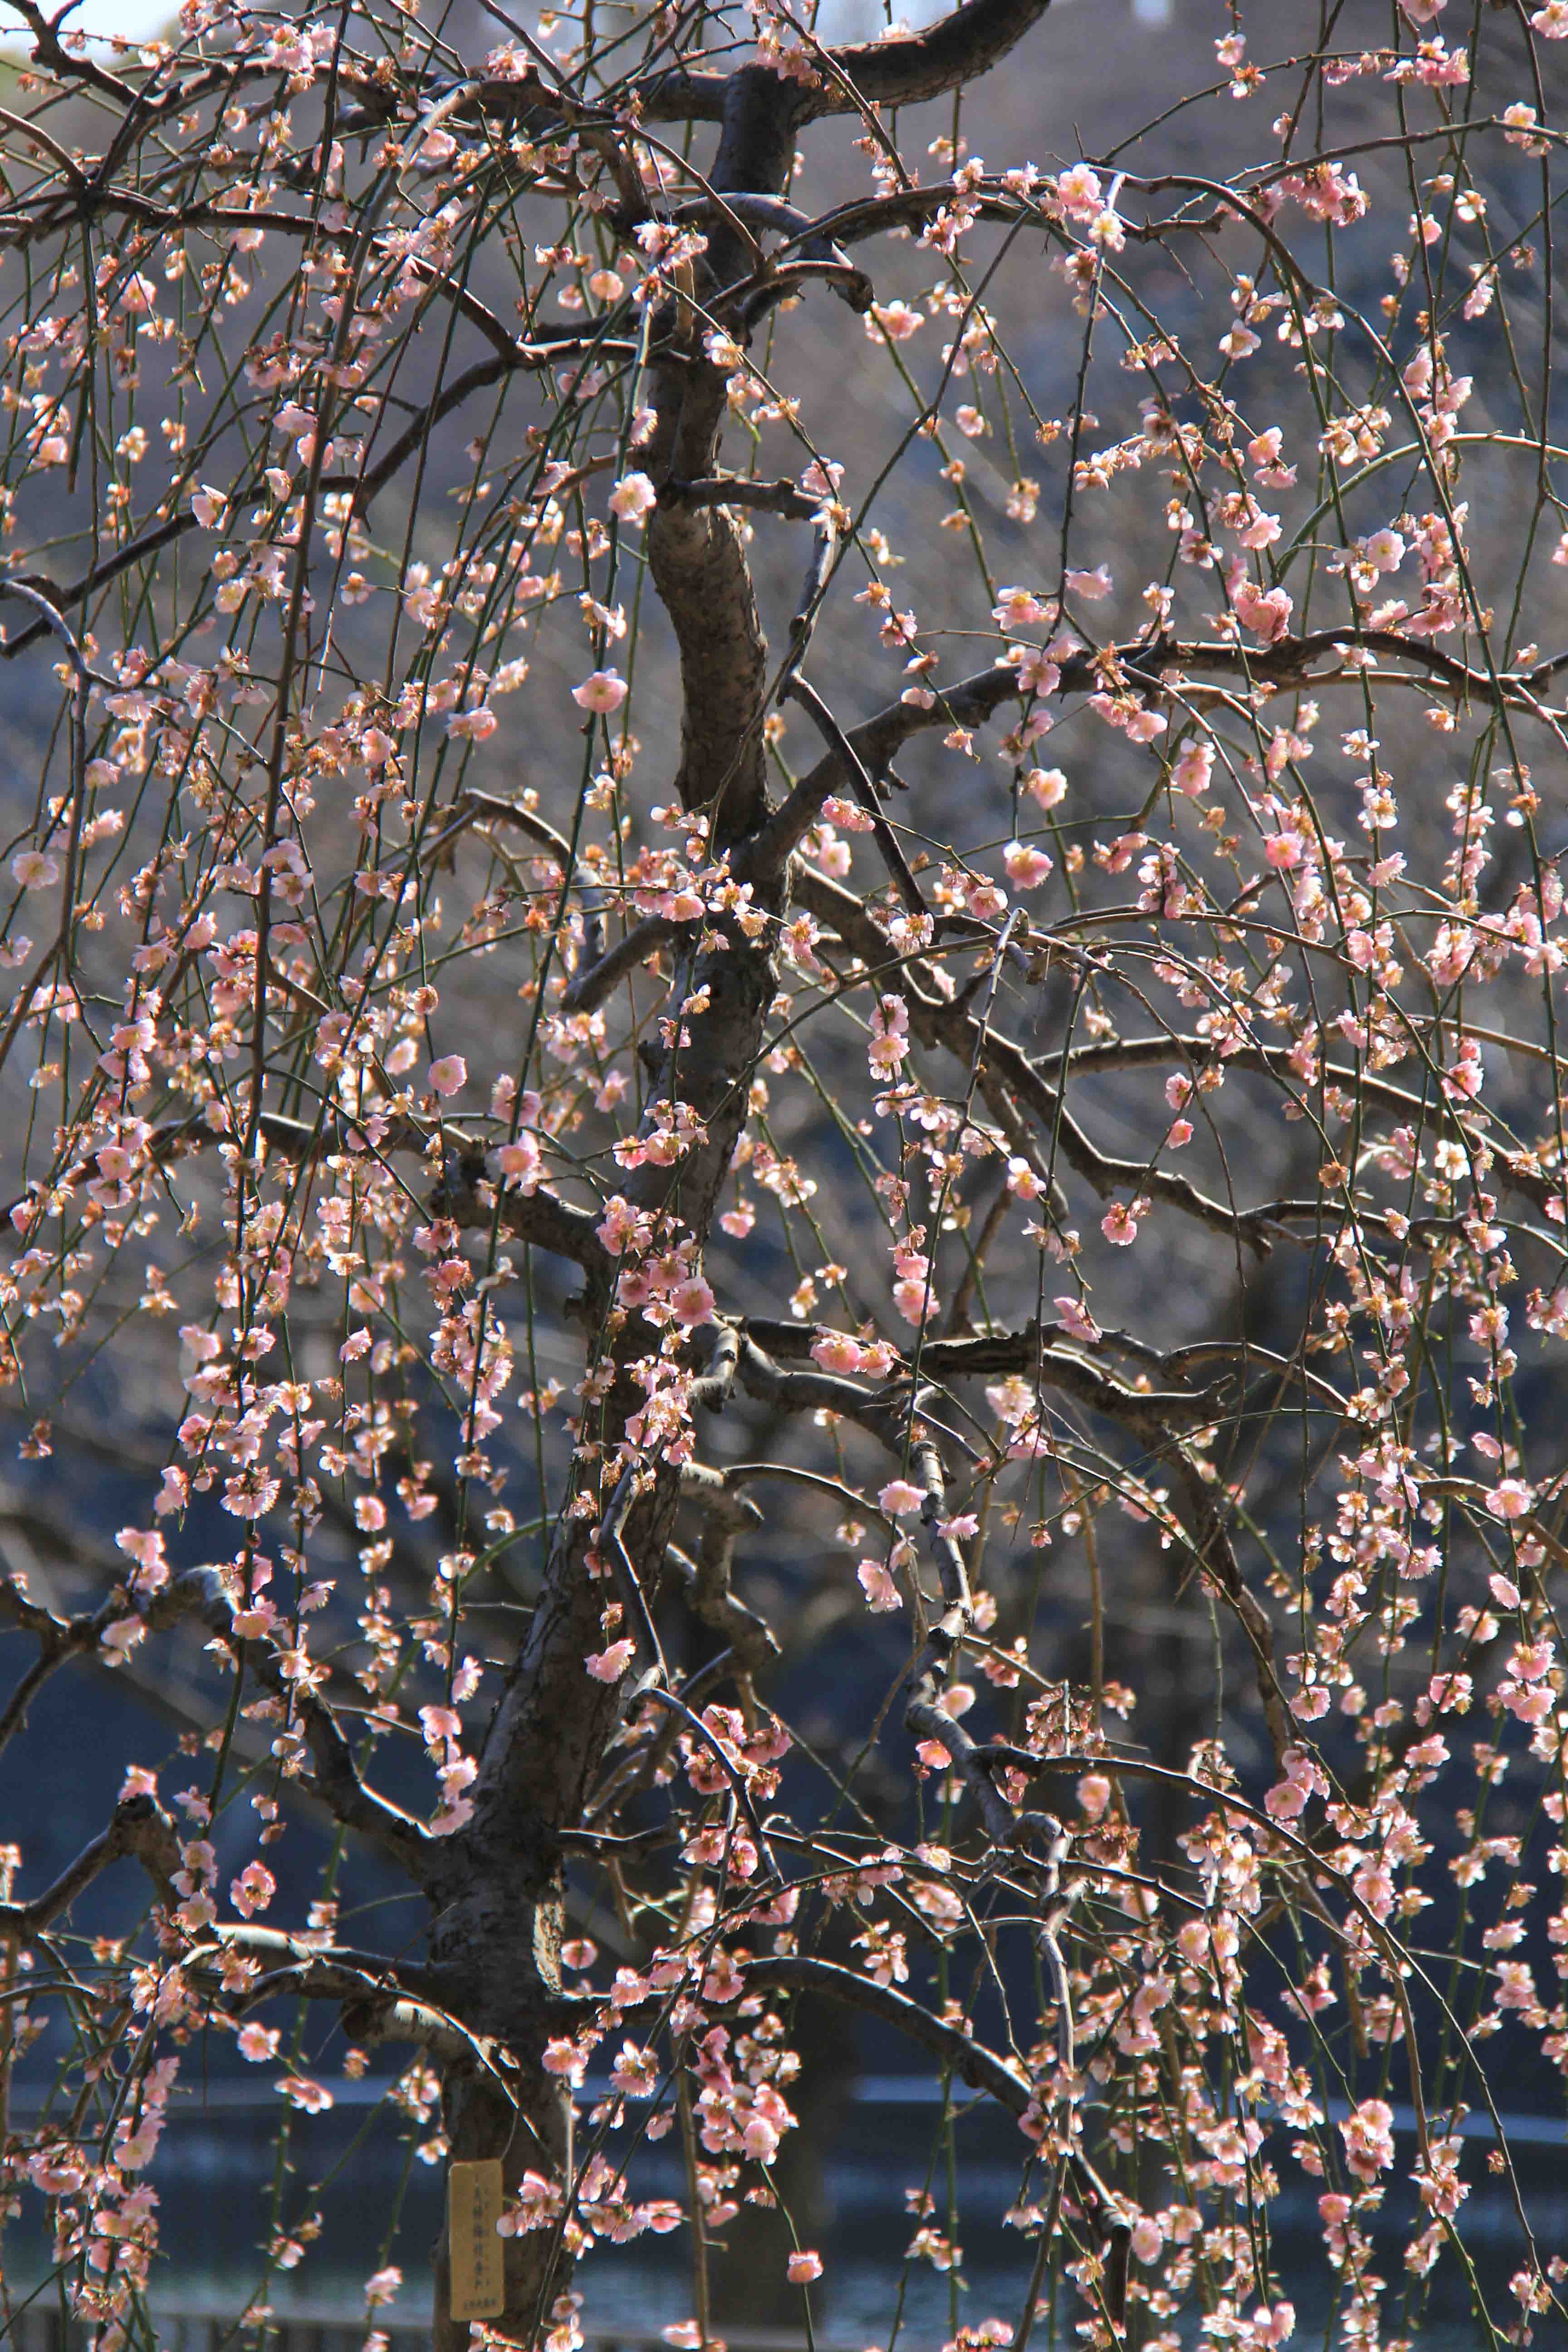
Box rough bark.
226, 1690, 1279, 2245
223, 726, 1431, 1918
424, 51, 799, 2342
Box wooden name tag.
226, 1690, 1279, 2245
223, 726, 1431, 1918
448, 2158, 506, 2321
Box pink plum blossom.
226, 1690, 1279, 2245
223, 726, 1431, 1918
573, 669, 628, 713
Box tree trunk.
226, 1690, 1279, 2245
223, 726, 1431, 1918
421, 48, 798, 2342
435, 2062, 574, 2352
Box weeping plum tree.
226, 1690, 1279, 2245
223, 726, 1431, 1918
3, 0, 1568, 2344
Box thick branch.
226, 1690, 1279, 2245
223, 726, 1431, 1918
350, 374, 622, 518
1051, 1033, 1568, 1224
0, 515, 197, 660
739, 660, 1028, 882
0, 1794, 179, 1939
735, 1328, 935, 1454
818, 0, 1054, 114
743, 1951, 1032, 2110
789, 863, 1278, 1252
662, 475, 825, 521
1145, 625, 1568, 713
9, 1112, 610, 1279
445, 789, 579, 873
462, 66, 732, 132
672, 1464, 776, 1677
733, 1952, 1120, 2280
432, 1150, 611, 1275
560, 916, 683, 1015
646, 495, 772, 845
